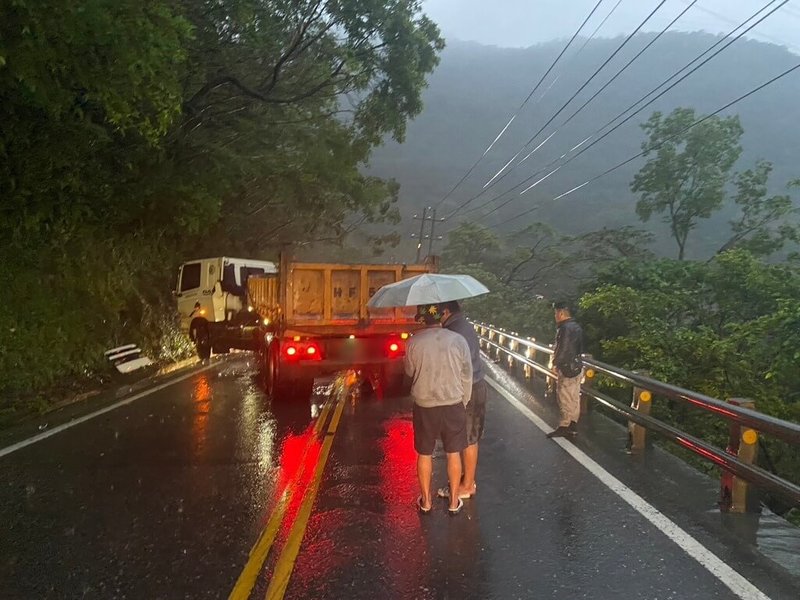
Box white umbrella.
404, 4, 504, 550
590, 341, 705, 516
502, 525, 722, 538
367, 273, 490, 308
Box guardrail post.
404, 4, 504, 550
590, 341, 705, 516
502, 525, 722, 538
580, 357, 595, 415
720, 398, 760, 513
627, 373, 651, 454
507, 338, 517, 369
523, 342, 534, 380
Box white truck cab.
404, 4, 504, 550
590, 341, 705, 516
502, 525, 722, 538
175, 257, 277, 357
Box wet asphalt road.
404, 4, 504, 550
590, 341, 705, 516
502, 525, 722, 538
1, 356, 797, 599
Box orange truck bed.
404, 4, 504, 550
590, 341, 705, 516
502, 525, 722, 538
247, 257, 435, 335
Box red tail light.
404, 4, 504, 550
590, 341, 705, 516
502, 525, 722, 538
283, 340, 323, 361
385, 338, 406, 358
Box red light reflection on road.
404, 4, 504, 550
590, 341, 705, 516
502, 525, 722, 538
379, 415, 431, 597
273, 426, 322, 536
192, 375, 212, 456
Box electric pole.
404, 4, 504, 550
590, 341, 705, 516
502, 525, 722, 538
412, 207, 445, 262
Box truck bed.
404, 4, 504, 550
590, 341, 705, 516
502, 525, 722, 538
248, 260, 433, 332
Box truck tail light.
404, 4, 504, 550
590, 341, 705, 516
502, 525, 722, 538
385, 339, 406, 358
283, 341, 323, 361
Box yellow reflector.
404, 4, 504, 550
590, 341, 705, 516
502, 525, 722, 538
639, 390, 652, 402
585, 368, 595, 378
293, 335, 301, 342
742, 429, 758, 445
400, 332, 409, 340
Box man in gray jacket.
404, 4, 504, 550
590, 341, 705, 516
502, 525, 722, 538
547, 301, 584, 439
404, 304, 472, 515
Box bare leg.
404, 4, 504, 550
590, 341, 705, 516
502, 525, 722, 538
446, 452, 462, 511
460, 443, 478, 495
417, 454, 433, 510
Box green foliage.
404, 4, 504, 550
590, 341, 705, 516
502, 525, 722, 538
0, 0, 443, 401
632, 108, 743, 260
581, 251, 800, 490
719, 161, 800, 256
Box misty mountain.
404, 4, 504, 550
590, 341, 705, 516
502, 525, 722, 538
369, 32, 800, 258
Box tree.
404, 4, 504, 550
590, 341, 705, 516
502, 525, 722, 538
632, 108, 743, 260
717, 161, 800, 256
0, 0, 445, 398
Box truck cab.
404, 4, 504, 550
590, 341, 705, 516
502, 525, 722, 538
175, 257, 277, 358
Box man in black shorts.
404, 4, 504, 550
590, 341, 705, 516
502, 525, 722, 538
438, 301, 486, 500
404, 304, 473, 514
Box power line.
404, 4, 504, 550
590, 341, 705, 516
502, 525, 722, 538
490, 61, 800, 229
511, 0, 788, 196
479, 0, 670, 192
460, 0, 700, 220
430, 0, 607, 210
446, 0, 671, 219
456, 0, 788, 224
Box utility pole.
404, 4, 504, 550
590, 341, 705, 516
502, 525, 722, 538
412, 207, 445, 262
413, 207, 428, 263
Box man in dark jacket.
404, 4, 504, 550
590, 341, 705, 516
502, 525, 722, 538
436, 300, 486, 500
547, 301, 584, 439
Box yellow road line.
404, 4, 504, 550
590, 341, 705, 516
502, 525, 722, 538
227, 401, 333, 600
264, 397, 346, 600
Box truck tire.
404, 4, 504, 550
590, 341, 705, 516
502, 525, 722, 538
193, 323, 211, 360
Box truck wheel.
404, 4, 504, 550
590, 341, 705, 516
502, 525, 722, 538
267, 346, 287, 399
194, 326, 211, 360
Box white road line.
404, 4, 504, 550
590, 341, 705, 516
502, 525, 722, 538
486, 377, 771, 600
0, 362, 218, 459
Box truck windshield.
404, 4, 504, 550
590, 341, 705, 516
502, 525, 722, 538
180, 263, 201, 292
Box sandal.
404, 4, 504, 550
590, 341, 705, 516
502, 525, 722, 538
448, 498, 464, 515
416, 495, 432, 514
437, 483, 477, 500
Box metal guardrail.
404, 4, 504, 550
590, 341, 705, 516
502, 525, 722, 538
474, 322, 800, 510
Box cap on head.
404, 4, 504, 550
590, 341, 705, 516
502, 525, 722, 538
415, 304, 443, 325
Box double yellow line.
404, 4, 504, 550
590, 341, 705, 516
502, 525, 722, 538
228, 396, 346, 600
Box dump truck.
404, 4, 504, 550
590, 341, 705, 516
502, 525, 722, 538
176, 254, 434, 398
249, 255, 435, 398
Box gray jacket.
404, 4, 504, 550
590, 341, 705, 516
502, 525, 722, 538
404, 327, 473, 408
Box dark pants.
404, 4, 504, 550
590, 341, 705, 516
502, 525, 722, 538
466, 379, 488, 445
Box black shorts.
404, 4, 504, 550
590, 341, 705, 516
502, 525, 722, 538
412, 403, 467, 455
466, 379, 488, 446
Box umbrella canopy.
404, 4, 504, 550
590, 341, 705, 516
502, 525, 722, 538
367, 273, 490, 308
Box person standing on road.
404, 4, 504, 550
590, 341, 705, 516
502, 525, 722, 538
404, 304, 473, 515
547, 301, 584, 439
437, 300, 486, 501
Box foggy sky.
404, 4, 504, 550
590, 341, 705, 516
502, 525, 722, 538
422, 0, 800, 53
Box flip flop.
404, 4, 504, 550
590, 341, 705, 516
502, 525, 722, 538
437, 483, 477, 500
448, 498, 464, 515
416, 495, 432, 514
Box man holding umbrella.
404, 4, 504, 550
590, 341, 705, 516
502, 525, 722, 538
404, 304, 473, 515
368, 273, 490, 514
